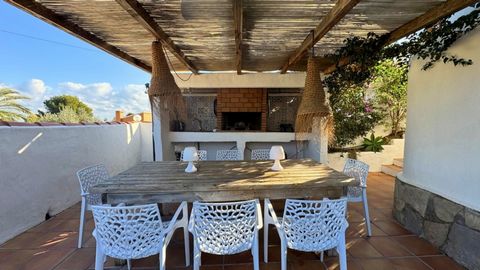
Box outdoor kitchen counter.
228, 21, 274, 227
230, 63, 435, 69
169, 131, 303, 159
91, 159, 357, 204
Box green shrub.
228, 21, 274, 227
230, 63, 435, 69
362, 133, 385, 152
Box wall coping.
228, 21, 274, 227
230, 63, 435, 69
0, 121, 134, 128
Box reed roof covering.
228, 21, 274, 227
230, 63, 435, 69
6, 0, 474, 74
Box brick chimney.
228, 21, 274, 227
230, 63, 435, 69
115, 110, 124, 122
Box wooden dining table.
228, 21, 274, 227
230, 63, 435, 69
90, 159, 357, 205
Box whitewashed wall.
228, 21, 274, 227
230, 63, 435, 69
328, 139, 404, 172
0, 123, 153, 244
399, 28, 480, 211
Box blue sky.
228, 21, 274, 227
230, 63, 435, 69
0, 1, 151, 120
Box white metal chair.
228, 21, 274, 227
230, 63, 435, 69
251, 149, 270, 160
181, 149, 207, 161
189, 200, 262, 270
92, 202, 190, 270
343, 158, 372, 236
77, 164, 110, 248
216, 149, 240, 160
264, 198, 348, 270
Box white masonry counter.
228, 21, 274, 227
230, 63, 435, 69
169, 131, 301, 159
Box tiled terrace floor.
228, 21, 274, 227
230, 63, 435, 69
0, 173, 465, 270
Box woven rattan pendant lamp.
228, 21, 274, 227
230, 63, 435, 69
295, 32, 333, 139
148, 41, 186, 121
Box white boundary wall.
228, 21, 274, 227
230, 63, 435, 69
0, 123, 153, 244
400, 28, 480, 211
328, 139, 404, 172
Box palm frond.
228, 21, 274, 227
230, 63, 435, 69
0, 88, 32, 121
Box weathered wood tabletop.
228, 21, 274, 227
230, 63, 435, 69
91, 159, 357, 204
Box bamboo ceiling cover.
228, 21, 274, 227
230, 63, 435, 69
21, 0, 448, 72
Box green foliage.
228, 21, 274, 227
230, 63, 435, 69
372, 60, 408, 137
389, 5, 480, 70
329, 85, 381, 147
325, 7, 479, 147
0, 88, 32, 121
43, 95, 93, 117
362, 134, 385, 153
32, 106, 95, 123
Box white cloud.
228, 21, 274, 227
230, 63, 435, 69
58, 82, 85, 91
26, 79, 47, 96
4, 79, 150, 120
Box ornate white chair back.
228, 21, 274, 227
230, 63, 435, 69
190, 200, 261, 255
343, 158, 369, 200
77, 164, 109, 205
251, 149, 270, 160
282, 198, 348, 251
216, 150, 240, 161
91, 204, 164, 259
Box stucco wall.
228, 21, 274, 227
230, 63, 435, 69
0, 123, 153, 244
400, 28, 480, 211
328, 139, 404, 172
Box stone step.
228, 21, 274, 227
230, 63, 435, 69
393, 158, 404, 168
381, 164, 402, 177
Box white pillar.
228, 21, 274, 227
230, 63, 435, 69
306, 117, 328, 163
236, 140, 246, 160
152, 104, 175, 161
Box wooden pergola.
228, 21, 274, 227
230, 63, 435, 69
6, 0, 476, 75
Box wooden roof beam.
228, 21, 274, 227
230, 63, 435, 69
280, 0, 361, 74
233, 0, 243, 75
323, 0, 478, 74
5, 0, 152, 73
115, 0, 199, 74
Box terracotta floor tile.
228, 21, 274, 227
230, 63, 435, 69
21, 248, 74, 270
347, 210, 366, 223
1, 173, 460, 270
368, 208, 394, 221
367, 237, 413, 257
131, 255, 159, 268
392, 236, 441, 256
374, 220, 413, 236
166, 246, 190, 267
324, 258, 362, 270
420, 256, 466, 270
0, 249, 36, 270
200, 252, 225, 265
224, 251, 254, 264
200, 265, 224, 270
53, 248, 96, 270
346, 222, 387, 238
359, 257, 437, 270
347, 238, 383, 258
357, 258, 396, 269
260, 262, 282, 270
389, 258, 432, 270
223, 263, 253, 270
288, 259, 324, 270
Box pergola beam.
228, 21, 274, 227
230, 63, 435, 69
115, 0, 199, 74
5, 0, 152, 73
323, 0, 478, 74
280, 0, 361, 74
233, 0, 243, 75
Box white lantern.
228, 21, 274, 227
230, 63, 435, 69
183, 147, 199, 173
269, 145, 285, 171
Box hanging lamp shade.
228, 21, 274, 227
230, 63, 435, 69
295, 56, 334, 138
149, 41, 186, 121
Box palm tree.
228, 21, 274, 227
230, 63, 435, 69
0, 88, 32, 121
